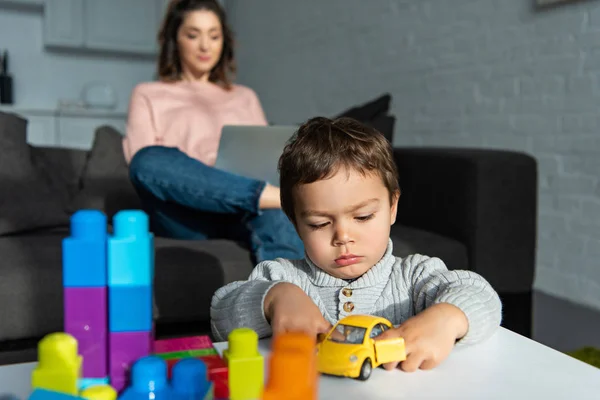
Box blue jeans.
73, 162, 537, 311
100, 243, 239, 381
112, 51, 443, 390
128, 146, 304, 264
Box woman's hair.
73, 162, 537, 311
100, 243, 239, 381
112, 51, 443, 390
157, 0, 236, 89
278, 117, 400, 224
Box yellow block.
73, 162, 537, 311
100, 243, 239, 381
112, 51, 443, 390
223, 328, 264, 400
31, 332, 82, 395
80, 385, 117, 400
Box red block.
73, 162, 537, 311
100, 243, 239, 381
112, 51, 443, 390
201, 354, 228, 399
153, 335, 213, 353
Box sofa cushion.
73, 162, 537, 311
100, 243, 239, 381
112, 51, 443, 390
390, 224, 469, 271
0, 229, 255, 342
72, 126, 141, 219
30, 146, 89, 210
0, 112, 70, 235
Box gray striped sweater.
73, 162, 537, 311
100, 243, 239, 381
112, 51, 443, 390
210, 239, 502, 345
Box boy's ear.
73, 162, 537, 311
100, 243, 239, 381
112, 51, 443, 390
390, 190, 400, 225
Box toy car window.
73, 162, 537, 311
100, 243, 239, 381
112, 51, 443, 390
329, 324, 367, 344
370, 324, 384, 338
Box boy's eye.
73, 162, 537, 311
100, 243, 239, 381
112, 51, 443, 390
308, 222, 329, 230
355, 214, 374, 222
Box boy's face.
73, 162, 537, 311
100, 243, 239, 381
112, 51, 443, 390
293, 166, 399, 280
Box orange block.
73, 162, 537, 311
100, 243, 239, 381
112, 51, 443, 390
262, 332, 318, 400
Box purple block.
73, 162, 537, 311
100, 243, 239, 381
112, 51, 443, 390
109, 331, 152, 391
64, 287, 107, 378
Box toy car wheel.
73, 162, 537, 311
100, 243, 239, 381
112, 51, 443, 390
357, 358, 372, 381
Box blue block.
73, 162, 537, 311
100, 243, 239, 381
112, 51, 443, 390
120, 356, 173, 400
78, 376, 110, 390
29, 389, 82, 400
108, 285, 152, 332
108, 210, 153, 286
62, 210, 107, 287
172, 358, 213, 400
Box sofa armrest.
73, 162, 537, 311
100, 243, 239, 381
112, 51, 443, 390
393, 147, 537, 293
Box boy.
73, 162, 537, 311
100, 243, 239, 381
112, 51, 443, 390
210, 117, 502, 372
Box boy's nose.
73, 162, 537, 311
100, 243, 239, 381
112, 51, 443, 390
333, 225, 353, 246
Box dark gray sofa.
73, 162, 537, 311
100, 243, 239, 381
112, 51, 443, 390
0, 111, 537, 364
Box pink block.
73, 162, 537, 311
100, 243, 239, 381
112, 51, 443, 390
64, 287, 107, 378
109, 331, 152, 390
153, 335, 213, 354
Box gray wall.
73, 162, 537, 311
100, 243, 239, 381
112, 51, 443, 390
228, 0, 600, 312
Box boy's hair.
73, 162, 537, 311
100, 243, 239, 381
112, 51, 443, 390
278, 116, 400, 224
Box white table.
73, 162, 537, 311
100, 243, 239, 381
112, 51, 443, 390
2, 328, 599, 399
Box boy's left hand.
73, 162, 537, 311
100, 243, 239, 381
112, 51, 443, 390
374, 303, 468, 372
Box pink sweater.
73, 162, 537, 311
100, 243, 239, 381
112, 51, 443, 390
122, 80, 268, 165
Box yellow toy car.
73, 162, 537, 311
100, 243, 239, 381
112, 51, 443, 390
316, 315, 406, 381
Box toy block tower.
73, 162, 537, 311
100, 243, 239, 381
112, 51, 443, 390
62, 210, 109, 388
107, 210, 154, 392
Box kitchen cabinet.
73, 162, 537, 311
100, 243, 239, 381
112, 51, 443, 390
43, 0, 164, 56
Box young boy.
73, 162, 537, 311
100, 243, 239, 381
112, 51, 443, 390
210, 117, 502, 372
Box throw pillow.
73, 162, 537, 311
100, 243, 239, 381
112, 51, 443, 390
0, 111, 70, 235
71, 125, 141, 220
334, 93, 392, 121
334, 93, 395, 143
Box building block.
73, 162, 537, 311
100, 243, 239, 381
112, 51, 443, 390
62, 210, 107, 287
201, 355, 227, 400
78, 377, 110, 391
109, 331, 152, 392
29, 389, 83, 400
171, 358, 213, 400
163, 355, 227, 398
153, 336, 213, 354
32, 333, 82, 395
119, 356, 173, 400
222, 328, 264, 400
108, 285, 152, 332
262, 332, 318, 400
108, 210, 153, 286
153, 335, 227, 398
79, 385, 117, 400
64, 287, 107, 378
156, 348, 218, 360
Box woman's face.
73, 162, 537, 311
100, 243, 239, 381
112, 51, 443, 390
177, 9, 224, 81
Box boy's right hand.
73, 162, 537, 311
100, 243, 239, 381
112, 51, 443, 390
264, 282, 332, 338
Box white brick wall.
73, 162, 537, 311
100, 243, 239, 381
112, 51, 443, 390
228, 0, 600, 311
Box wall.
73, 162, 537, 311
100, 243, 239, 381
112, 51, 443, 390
0, 7, 155, 112
227, 0, 600, 311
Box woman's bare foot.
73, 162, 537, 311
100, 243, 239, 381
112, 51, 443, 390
258, 183, 281, 209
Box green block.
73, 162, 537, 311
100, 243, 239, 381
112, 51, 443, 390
155, 347, 218, 360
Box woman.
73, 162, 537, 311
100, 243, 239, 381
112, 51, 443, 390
124, 0, 304, 263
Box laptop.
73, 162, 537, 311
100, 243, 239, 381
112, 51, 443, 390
214, 125, 298, 185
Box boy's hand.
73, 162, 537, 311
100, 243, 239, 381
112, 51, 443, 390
375, 303, 468, 372
264, 282, 333, 338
